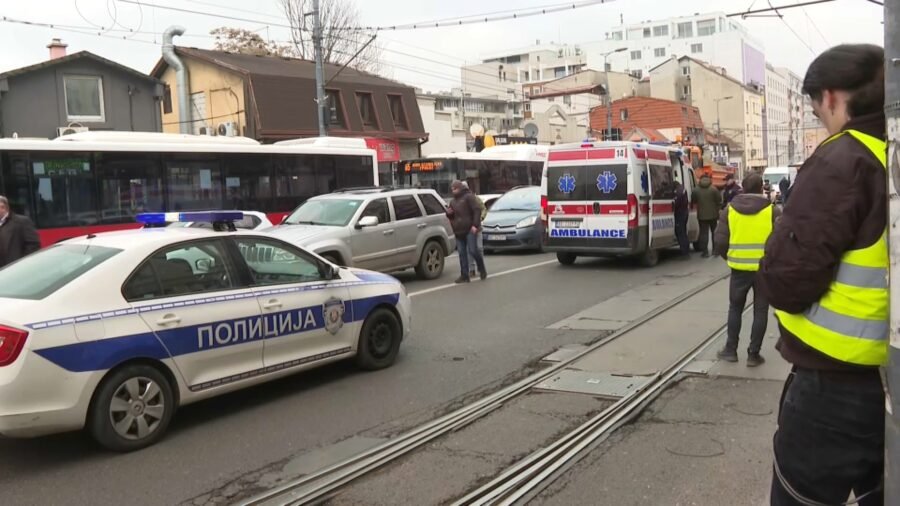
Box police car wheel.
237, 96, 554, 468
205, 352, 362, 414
356, 308, 402, 370
89, 364, 175, 452
556, 252, 577, 266
415, 241, 444, 280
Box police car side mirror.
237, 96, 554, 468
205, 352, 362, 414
356, 216, 379, 229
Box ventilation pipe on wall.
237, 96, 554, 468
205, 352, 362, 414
162, 26, 191, 134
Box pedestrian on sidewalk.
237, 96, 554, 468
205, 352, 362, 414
461, 181, 487, 278
713, 173, 779, 366
673, 181, 690, 260
757, 44, 887, 506
691, 174, 722, 257
447, 180, 487, 283
0, 196, 40, 268
722, 173, 742, 208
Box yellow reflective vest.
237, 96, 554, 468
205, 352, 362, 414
726, 204, 773, 271
775, 129, 888, 366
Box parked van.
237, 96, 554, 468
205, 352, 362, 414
541, 141, 699, 266
763, 166, 792, 202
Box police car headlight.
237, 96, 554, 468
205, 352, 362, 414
516, 216, 538, 229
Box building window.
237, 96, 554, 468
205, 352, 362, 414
676, 21, 693, 39
643, 27, 651, 37
388, 94, 409, 130
697, 19, 716, 36
683, 85, 690, 96
325, 90, 346, 129
632, 69, 643, 79
356, 92, 378, 128
653, 25, 668, 37
654, 48, 666, 57
691, 43, 703, 54
630, 50, 642, 60
162, 85, 173, 115
563, 95, 572, 106
621, 108, 629, 121
682, 66, 691, 76
64, 75, 105, 122
611, 31, 623, 40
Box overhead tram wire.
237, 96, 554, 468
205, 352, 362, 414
0, 15, 161, 45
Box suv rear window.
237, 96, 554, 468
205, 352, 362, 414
419, 193, 447, 215
392, 195, 423, 220
0, 244, 122, 300
547, 165, 628, 201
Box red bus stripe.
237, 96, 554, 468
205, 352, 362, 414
548, 151, 587, 161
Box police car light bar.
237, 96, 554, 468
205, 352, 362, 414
135, 211, 245, 224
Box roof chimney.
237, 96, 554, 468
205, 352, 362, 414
47, 38, 68, 59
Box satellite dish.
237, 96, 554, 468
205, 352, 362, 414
524, 123, 539, 138
469, 123, 485, 137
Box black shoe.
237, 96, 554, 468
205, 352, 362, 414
746, 353, 766, 367
454, 277, 470, 284
717, 348, 738, 362
701, 252, 710, 258
480, 271, 488, 281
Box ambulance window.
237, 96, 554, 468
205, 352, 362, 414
584, 164, 628, 201
546, 166, 585, 201
649, 164, 676, 199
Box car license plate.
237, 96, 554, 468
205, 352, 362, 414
487, 235, 507, 241
554, 220, 581, 229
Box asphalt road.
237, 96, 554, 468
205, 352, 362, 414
0, 250, 706, 505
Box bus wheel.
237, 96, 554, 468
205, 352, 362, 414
556, 252, 577, 266
639, 248, 659, 267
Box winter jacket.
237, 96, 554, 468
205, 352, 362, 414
757, 111, 887, 371
448, 188, 482, 237
713, 194, 781, 259
673, 184, 689, 219
0, 212, 40, 268
691, 179, 722, 221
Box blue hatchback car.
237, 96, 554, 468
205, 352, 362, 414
481, 186, 544, 253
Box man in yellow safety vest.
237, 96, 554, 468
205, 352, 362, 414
713, 173, 780, 366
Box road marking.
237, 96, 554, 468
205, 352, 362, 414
409, 259, 558, 298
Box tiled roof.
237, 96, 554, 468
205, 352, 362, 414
589, 96, 705, 133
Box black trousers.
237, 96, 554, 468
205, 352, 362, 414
725, 269, 768, 355
771, 367, 884, 505
674, 214, 689, 256
698, 219, 717, 254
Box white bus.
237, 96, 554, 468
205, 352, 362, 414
0, 132, 378, 245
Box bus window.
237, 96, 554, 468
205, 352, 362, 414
165, 155, 224, 212
224, 154, 273, 212
326, 155, 372, 190
96, 152, 164, 224
31, 152, 98, 228
273, 155, 316, 211
2, 153, 34, 219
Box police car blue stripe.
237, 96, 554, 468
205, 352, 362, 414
32, 293, 400, 373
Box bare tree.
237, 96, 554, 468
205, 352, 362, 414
280, 0, 381, 73
210, 27, 295, 57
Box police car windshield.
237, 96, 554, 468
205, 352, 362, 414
490, 187, 541, 212
0, 244, 122, 300
284, 199, 363, 227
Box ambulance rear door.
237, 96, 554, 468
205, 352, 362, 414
643, 148, 677, 249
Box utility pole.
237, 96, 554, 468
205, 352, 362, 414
601, 47, 627, 140
885, 0, 900, 501
312, 0, 327, 137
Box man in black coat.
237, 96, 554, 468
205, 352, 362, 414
0, 196, 41, 268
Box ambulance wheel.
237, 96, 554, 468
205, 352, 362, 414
415, 241, 444, 280
556, 252, 577, 265
639, 248, 660, 267
356, 308, 402, 371
88, 364, 175, 452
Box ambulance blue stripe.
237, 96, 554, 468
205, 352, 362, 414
32, 293, 400, 373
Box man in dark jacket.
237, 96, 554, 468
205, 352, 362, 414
691, 175, 722, 257
673, 181, 690, 260
778, 177, 791, 205
714, 174, 781, 366
0, 196, 40, 268
447, 180, 487, 283
722, 174, 742, 208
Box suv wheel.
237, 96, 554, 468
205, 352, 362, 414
415, 241, 444, 280
322, 253, 343, 266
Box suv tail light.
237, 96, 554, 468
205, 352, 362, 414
0, 325, 29, 367
627, 194, 639, 229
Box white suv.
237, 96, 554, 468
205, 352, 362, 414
267, 187, 456, 280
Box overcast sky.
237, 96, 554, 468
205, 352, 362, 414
0, 0, 885, 92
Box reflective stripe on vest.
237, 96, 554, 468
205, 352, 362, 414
774, 129, 888, 366
726, 204, 773, 271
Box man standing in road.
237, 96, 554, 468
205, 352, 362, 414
673, 181, 690, 260
447, 180, 487, 283
758, 44, 887, 505
714, 174, 779, 366
462, 181, 487, 278
722, 174, 742, 208
0, 196, 40, 268
691, 174, 722, 257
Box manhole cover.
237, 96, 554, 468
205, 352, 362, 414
535, 370, 653, 399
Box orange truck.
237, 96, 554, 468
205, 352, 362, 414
685, 145, 735, 190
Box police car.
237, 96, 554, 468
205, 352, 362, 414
0, 212, 410, 451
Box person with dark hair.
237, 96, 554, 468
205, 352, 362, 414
691, 174, 722, 257
778, 176, 791, 205
722, 173, 742, 208
0, 196, 40, 268
757, 44, 887, 505
714, 173, 780, 366
673, 181, 690, 260
446, 180, 487, 283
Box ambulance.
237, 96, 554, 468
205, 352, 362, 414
541, 141, 700, 266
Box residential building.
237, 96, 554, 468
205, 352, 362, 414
0, 39, 162, 139
588, 96, 705, 145
151, 46, 427, 175
803, 95, 829, 159
778, 67, 805, 164
416, 92, 515, 155
461, 42, 588, 100
765, 64, 790, 167
649, 56, 765, 173
586, 12, 765, 87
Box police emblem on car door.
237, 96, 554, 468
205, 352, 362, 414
324, 298, 346, 335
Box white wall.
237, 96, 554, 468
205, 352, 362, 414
418, 97, 466, 156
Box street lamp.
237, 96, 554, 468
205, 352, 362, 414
602, 47, 628, 140
713, 96, 733, 141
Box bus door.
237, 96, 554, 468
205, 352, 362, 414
646, 152, 677, 249
545, 160, 629, 246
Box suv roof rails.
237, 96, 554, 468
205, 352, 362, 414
333, 185, 395, 193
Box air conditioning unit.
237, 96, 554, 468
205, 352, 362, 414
198, 126, 213, 136
217, 121, 238, 137
57, 126, 89, 137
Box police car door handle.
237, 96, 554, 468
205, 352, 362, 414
156, 314, 181, 326
262, 299, 283, 310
